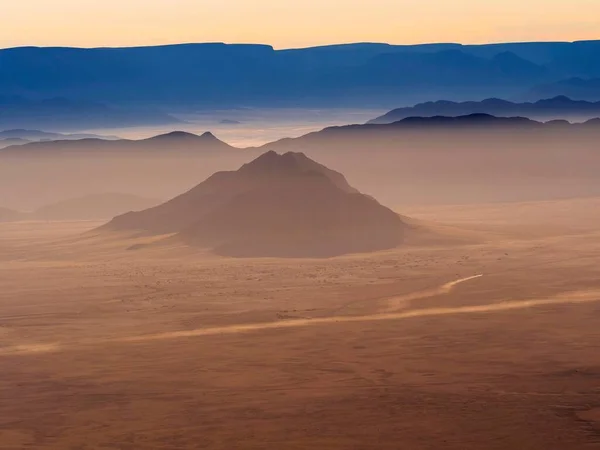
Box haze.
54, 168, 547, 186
3, 0, 600, 48
2, 4, 600, 449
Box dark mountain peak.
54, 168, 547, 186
147, 131, 200, 141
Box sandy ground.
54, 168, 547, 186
1, 199, 600, 449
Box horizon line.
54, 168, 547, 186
1, 38, 599, 52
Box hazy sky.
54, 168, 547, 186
3, 0, 599, 49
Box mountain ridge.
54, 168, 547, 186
0, 130, 239, 156
3, 40, 600, 107
369, 96, 600, 123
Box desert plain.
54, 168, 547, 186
1, 197, 600, 449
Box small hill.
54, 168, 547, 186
33, 194, 161, 221
104, 151, 406, 257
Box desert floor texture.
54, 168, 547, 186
1, 198, 600, 449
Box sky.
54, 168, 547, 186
2, 0, 600, 49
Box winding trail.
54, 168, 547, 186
381, 274, 483, 313
121, 287, 599, 343
2, 274, 599, 355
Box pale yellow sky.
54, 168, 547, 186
2, 0, 600, 49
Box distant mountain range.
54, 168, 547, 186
258, 114, 600, 204
0, 129, 119, 148
369, 96, 600, 124
0, 130, 237, 156
265, 114, 600, 144
0, 130, 257, 210
3, 115, 600, 209
2, 40, 600, 108
0, 95, 180, 131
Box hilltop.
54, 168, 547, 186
104, 151, 406, 257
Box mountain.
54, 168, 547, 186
0, 131, 237, 156
0, 95, 180, 131
369, 96, 600, 124
104, 151, 406, 257
32, 193, 161, 221
0, 207, 23, 222
2, 40, 600, 108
